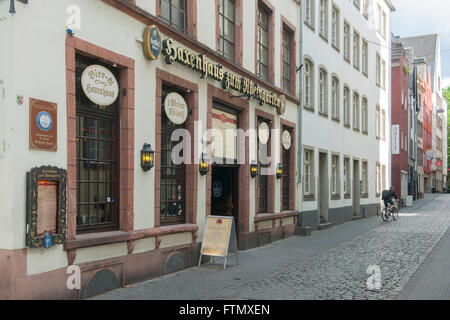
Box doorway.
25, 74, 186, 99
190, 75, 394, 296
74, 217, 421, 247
318, 152, 329, 223
211, 165, 239, 223
353, 159, 361, 216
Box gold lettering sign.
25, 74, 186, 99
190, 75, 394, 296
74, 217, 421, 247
160, 37, 284, 112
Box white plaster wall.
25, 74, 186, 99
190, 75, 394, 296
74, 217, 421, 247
302, 0, 392, 214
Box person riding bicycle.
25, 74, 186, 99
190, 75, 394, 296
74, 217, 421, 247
381, 186, 398, 214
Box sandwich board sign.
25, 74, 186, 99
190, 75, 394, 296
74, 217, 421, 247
199, 215, 238, 269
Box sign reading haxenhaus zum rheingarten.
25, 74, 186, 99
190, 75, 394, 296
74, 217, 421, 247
199, 216, 238, 269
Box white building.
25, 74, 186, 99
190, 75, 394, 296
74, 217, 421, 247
300, 0, 395, 228
0, 0, 302, 299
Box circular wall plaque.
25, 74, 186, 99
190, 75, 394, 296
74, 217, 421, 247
258, 122, 270, 145
81, 65, 119, 106
36, 111, 52, 132
164, 92, 188, 125
143, 25, 162, 60
282, 130, 292, 150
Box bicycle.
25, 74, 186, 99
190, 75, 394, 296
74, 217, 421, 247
381, 199, 399, 222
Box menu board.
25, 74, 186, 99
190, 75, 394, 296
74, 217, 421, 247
201, 216, 233, 257
37, 181, 58, 236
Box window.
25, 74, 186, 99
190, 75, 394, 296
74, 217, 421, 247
353, 30, 360, 69
160, 87, 187, 225
376, 53, 381, 86
161, 0, 187, 32
331, 155, 340, 195
381, 109, 386, 140
353, 0, 360, 10
319, 0, 328, 39
362, 97, 368, 133
305, 0, 315, 28
382, 11, 386, 38
376, 163, 381, 196
282, 28, 292, 93
401, 130, 404, 151
376, 105, 380, 139
362, 161, 368, 196
304, 149, 313, 195
218, 0, 235, 60
376, 4, 382, 34
362, 39, 368, 75
76, 56, 120, 232
381, 59, 386, 89
282, 128, 291, 210
382, 165, 386, 190
343, 22, 350, 62
353, 92, 359, 130
331, 6, 339, 49
304, 59, 314, 109
343, 157, 350, 195
258, 118, 270, 213
331, 77, 339, 120
256, 6, 269, 80
362, 0, 369, 17
343, 86, 350, 126
319, 68, 327, 115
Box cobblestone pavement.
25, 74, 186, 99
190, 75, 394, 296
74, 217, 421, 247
93, 194, 450, 300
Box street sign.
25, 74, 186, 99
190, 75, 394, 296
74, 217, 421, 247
426, 150, 434, 160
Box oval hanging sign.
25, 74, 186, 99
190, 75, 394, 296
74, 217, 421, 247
143, 25, 162, 60
258, 122, 270, 145
164, 92, 188, 125
282, 130, 292, 150
81, 65, 119, 106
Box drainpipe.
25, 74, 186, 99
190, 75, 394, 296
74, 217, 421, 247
297, 1, 303, 192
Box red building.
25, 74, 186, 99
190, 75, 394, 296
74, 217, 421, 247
422, 65, 433, 181
391, 42, 409, 204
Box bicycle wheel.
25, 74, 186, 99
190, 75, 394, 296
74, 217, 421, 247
392, 207, 399, 221
381, 208, 388, 222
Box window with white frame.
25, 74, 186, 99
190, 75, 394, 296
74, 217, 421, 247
362, 161, 368, 195
362, 97, 368, 133
353, 30, 360, 69
376, 105, 380, 138
376, 162, 381, 196
376, 53, 381, 86
362, 0, 369, 17
381, 59, 386, 89
344, 157, 350, 195
331, 154, 339, 195
344, 22, 350, 62
381, 109, 386, 140
353, 92, 360, 130
305, 0, 315, 28
304, 59, 314, 109
304, 149, 313, 195
319, 0, 328, 39
343, 86, 350, 126
353, 0, 360, 9
319, 68, 327, 114
382, 164, 386, 190
332, 6, 339, 49
362, 39, 368, 75
332, 76, 339, 119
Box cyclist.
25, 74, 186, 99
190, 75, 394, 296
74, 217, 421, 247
381, 186, 398, 217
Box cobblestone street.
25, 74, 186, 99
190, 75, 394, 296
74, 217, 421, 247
93, 194, 450, 300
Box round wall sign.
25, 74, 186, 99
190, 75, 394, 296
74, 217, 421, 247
143, 25, 162, 60
81, 65, 119, 107
44, 232, 53, 249
258, 122, 270, 144
36, 111, 53, 132
436, 160, 442, 168
282, 130, 292, 150
164, 92, 188, 125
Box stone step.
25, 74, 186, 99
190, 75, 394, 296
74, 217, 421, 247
295, 226, 311, 237
318, 223, 332, 230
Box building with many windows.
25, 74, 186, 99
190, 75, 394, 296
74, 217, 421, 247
300, 0, 394, 228
0, 0, 302, 299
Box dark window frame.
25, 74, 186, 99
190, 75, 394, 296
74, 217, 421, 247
218, 0, 236, 61
161, 0, 188, 33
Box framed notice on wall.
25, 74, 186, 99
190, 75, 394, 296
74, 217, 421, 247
26, 166, 67, 248
29, 98, 57, 151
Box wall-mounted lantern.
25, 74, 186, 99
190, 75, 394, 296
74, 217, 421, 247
250, 162, 260, 178
141, 143, 154, 171
199, 153, 209, 176
276, 163, 283, 179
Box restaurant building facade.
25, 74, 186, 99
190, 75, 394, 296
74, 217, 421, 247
0, 0, 301, 299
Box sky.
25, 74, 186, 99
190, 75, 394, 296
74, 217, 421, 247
391, 0, 450, 89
